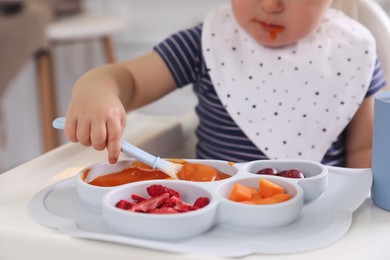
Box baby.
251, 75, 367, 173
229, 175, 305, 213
64, 0, 387, 168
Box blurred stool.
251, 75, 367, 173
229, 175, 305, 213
36, 13, 126, 152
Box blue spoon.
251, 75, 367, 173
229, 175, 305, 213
52, 117, 181, 179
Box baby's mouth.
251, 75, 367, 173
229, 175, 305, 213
255, 20, 285, 33
253, 20, 285, 40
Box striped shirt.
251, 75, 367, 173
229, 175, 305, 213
154, 24, 387, 166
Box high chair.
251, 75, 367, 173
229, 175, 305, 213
35, 13, 126, 152
354, 0, 390, 84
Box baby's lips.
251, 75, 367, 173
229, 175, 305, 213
255, 19, 285, 33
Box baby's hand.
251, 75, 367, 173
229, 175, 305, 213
64, 91, 127, 164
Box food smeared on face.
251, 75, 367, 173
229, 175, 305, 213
255, 20, 285, 40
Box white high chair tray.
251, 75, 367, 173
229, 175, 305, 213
28, 165, 371, 257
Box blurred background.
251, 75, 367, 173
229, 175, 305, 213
0, 0, 389, 172
0, 0, 227, 172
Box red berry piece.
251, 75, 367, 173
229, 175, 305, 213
115, 199, 133, 210
151, 207, 179, 214
146, 184, 180, 198
146, 184, 166, 197
170, 196, 196, 212
278, 169, 305, 179
256, 168, 278, 175
116, 184, 210, 214
131, 193, 170, 213
131, 193, 146, 203
193, 197, 210, 208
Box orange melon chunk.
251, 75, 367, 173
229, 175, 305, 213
227, 178, 292, 205
251, 192, 263, 200
249, 187, 259, 196
271, 193, 292, 202
259, 178, 285, 198
241, 200, 256, 204
254, 197, 279, 205
227, 183, 253, 202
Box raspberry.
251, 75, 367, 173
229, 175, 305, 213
170, 196, 197, 212
131, 193, 146, 203
115, 199, 133, 210
130, 193, 170, 213
151, 207, 179, 214
146, 184, 166, 197
147, 184, 180, 198
115, 184, 209, 215
193, 197, 210, 208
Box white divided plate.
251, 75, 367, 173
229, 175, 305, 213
28, 165, 372, 257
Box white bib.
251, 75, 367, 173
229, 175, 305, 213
202, 5, 376, 162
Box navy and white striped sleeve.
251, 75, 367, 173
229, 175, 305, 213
366, 58, 387, 97
153, 24, 203, 88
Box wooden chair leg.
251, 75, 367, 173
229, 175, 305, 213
35, 49, 59, 152
102, 36, 116, 63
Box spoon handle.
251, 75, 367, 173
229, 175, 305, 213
52, 117, 66, 130
52, 117, 179, 178
120, 140, 161, 169
120, 141, 180, 178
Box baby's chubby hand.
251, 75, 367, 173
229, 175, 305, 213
64, 91, 127, 164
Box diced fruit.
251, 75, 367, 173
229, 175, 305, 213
249, 187, 259, 196
226, 178, 292, 205
241, 200, 256, 204
170, 196, 197, 212
146, 184, 180, 198
227, 183, 253, 202
193, 197, 210, 208
115, 184, 210, 214
160, 196, 177, 208
271, 193, 292, 202
131, 193, 170, 213
151, 207, 180, 214
259, 178, 285, 198
131, 193, 146, 203
115, 199, 133, 210
254, 197, 278, 204
251, 192, 263, 200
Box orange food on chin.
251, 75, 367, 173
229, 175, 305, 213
255, 20, 285, 40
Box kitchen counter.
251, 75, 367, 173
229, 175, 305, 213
1, 111, 390, 260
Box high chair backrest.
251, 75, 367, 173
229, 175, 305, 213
353, 0, 390, 87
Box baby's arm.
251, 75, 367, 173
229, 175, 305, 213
65, 51, 177, 163
345, 94, 378, 168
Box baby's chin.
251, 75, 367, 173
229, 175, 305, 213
255, 38, 297, 49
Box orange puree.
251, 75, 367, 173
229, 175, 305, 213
84, 161, 231, 187
177, 162, 230, 182
84, 166, 171, 187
